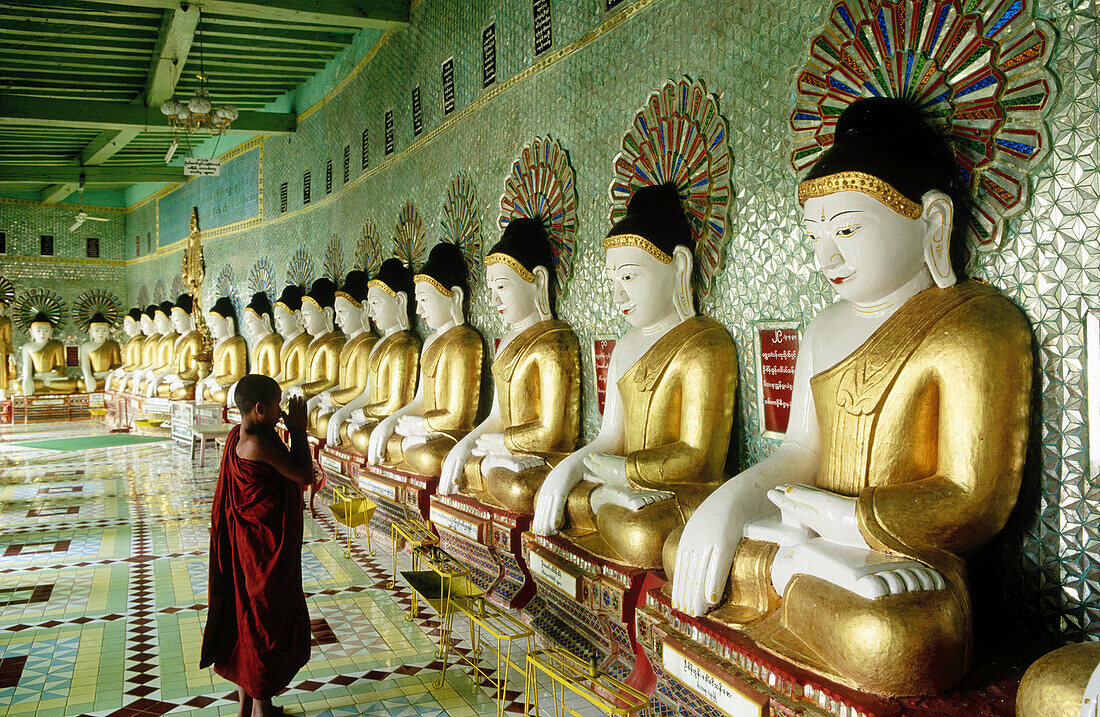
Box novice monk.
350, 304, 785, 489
200, 375, 313, 717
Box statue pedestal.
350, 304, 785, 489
426, 492, 535, 610
638, 589, 1032, 717
11, 393, 93, 423
521, 531, 661, 682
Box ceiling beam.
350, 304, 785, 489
39, 0, 411, 29
0, 165, 187, 183
0, 95, 297, 134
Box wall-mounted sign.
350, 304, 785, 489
606, 0, 626, 9
384, 108, 395, 155
482, 22, 496, 88
412, 85, 423, 136
184, 157, 221, 177
754, 321, 800, 439
533, 0, 552, 56
441, 57, 455, 115
592, 337, 616, 415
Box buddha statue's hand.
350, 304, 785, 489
396, 415, 427, 437
368, 414, 400, 464
532, 456, 586, 535
308, 393, 326, 413
348, 408, 366, 424
483, 453, 545, 474
767, 485, 866, 549
327, 406, 353, 445
582, 452, 629, 486
440, 438, 476, 495
286, 385, 304, 400
84, 375, 97, 393
592, 484, 673, 512
471, 432, 509, 457
401, 432, 442, 452
771, 538, 946, 599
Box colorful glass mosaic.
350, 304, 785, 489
355, 221, 385, 275
439, 172, 483, 290
393, 201, 426, 270
609, 76, 732, 300
247, 258, 277, 304
499, 137, 578, 293
287, 248, 315, 288
0, 276, 14, 308
322, 234, 347, 283
12, 288, 65, 332
72, 289, 123, 330
789, 0, 1058, 250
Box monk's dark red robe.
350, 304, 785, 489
200, 425, 310, 699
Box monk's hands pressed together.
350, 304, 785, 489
282, 395, 308, 434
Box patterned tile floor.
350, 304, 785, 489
0, 421, 603, 717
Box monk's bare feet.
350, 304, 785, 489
251, 698, 286, 717
236, 688, 253, 717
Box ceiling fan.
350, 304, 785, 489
69, 181, 109, 232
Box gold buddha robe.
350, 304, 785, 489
309, 331, 378, 438
344, 330, 421, 452
138, 332, 178, 394
108, 335, 146, 391
160, 330, 202, 399
251, 333, 283, 378
0, 317, 13, 391
462, 319, 580, 513
277, 333, 311, 392
85, 340, 122, 391
711, 281, 1031, 697
19, 340, 77, 394
564, 316, 737, 570
201, 336, 247, 404
298, 330, 346, 400
387, 324, 483, 477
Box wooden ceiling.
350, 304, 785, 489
0, 0, 408, 201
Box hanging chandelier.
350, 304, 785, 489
158, 12, 237, 136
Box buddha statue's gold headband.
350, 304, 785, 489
797, 171, 923, 220
413, 274, 453, 297
334, 290, 362, 307
485, 253, 535, 282
366, 279, 397, 297
601, 233, 673, 264
301, 295, 324, 311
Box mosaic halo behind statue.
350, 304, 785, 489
0, 276, 14, 308
153, 278, 167, 303
609, 77, 732, 301
322, 233, 346, 282
214, 265, 241, 322
136, 285, 150, 309
13, 288, 65, 333
499, 136, 578, 293
393, 201, 426, 269
355, 221, 385, 275
286, 247, 315, 288
439, 172, 483, 291
789, 0, 1058, 251
247, 257, 277, 305
73, 289, 122, 331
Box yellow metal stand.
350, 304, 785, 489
455, 596, 534, 717
525, 648, 651, 717
327, 486, 377, 557
390, 514, 439, 620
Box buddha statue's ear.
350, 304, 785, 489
323, 305, 335, 328
226, 316, 236, 336
395, 292, 410, 331
533, 265, 552, 320
672, 245, 695, 321
449, 286, 465, 326
921, 190, 957, 289
261, 313, 274, 333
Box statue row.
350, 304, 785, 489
102, 98, 1036, 699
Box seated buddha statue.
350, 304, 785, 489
309, 271, 378, 438
79, 313, 122, 392
226, 292, 282, 408
439, 217, 580, 513
18, 312, 78, 395
272, 285, 310, 394
334, 258, 421, 449
670, 98, 1033, 697
367, 242, 483, 477
285, 278, 346, 403
124, 306, 159, 393
531, 184, 737, 570
135, 302, 178, 395
151, 294, 202, 399
106, 308, 145, 392
195, 297, 247, 405
0, 299, 14, 400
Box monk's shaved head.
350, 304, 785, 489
235, 374, 280, 415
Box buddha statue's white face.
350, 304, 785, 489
122, 317, 140, 337
367, 286, 404, 333
334, 296, 361, 334
273, 305, 298, 336
207, 312, 230, 341
415, 281, 455, 331
803, 191, 927, 305
487, 262, 540, 329
605, 245, 682, 330
154, 312, 171, 334
243, 310, 270, 340
299, 300, 330, 336
170, 309, 191, 334
140, 315, 155, 335
89, 323, 110, 343
29, 321, 52, 343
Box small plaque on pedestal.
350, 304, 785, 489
529, 548, 582, 599
429, 504, 482, 541
662, 637, 767, 717
356, 471, 398, 502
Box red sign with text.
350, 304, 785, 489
593, 338, 616, 415
759, 328, 798, 434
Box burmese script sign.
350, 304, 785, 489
533, 0, 552, 55
184, 158, 221, 177
528, 549, 581, 599
662, 637, 767, 717
754, 321, 799, 439
592, 337, 616, 415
